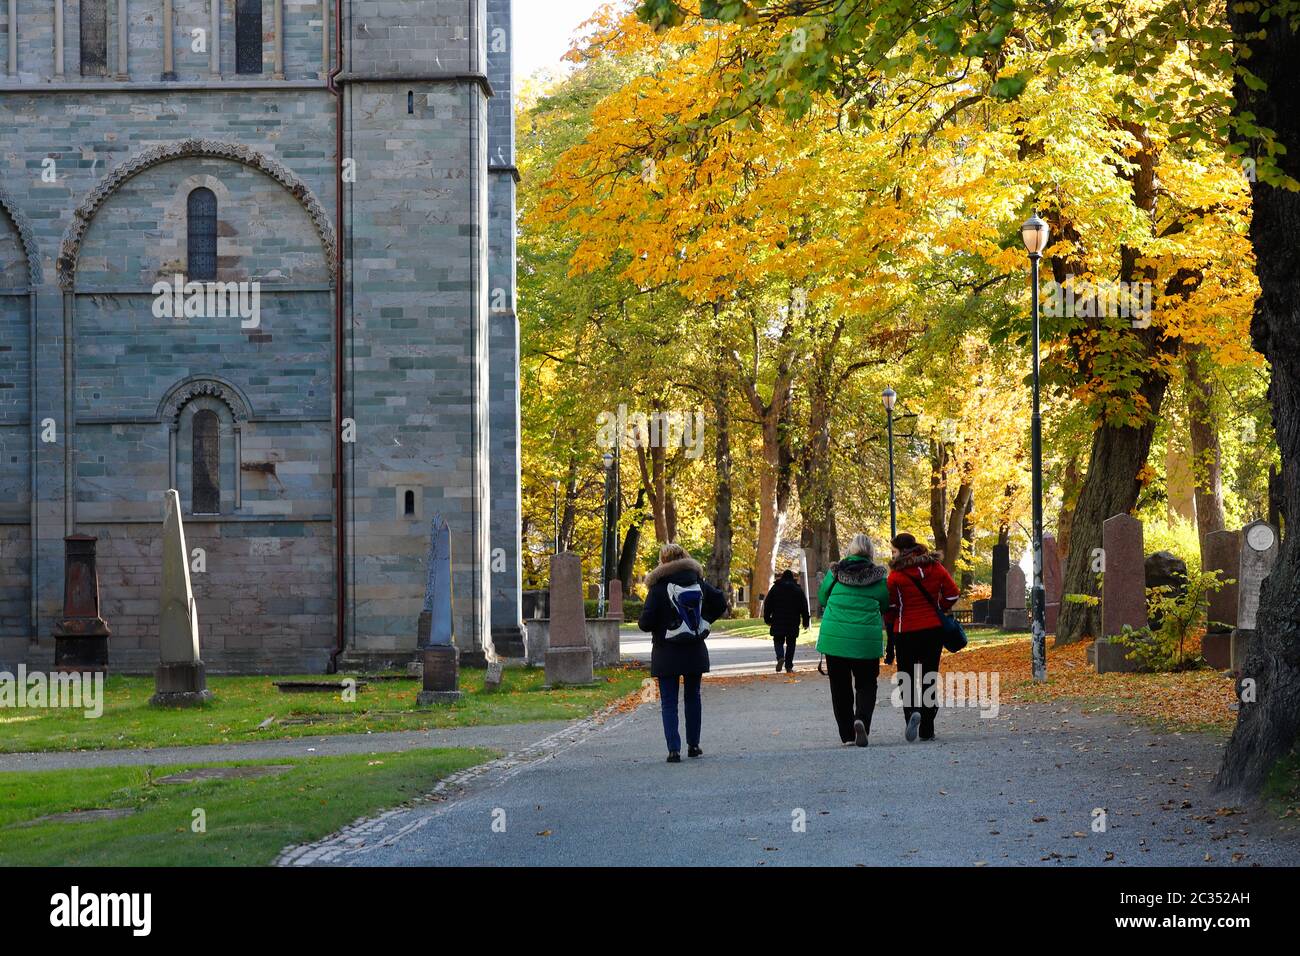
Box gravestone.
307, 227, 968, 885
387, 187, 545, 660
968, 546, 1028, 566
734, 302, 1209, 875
483, 659, 504, 693
588, 583, 599, 601
522, 589, 550, 620
1144, 551, 1188, 629
1095, 514, 1148, 674
417, 514, 461, 704
989, 544, 1010, 625
52, 536, 112, 673
1002, 565, 1029, 631
1202, 529, 1241, 669
1042, 534, 1063, 634
150, 490, 213, 706
972, 599, 990, 625
607, 579, 624, 621
1231, 520, 1280, 673
545, 552, 595, 686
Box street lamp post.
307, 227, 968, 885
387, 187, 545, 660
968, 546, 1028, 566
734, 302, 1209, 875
599, 452, 615, 617
552, 479, 560, 553
883, 387, 898, 540
1021, 212, 1050, 683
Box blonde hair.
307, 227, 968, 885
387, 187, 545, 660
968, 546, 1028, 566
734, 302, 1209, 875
659, 542, 690, 564
846, 534, 875, 562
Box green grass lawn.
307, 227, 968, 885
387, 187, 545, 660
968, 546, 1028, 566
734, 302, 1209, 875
0, 666, 646, 754
0, 749, 493, 866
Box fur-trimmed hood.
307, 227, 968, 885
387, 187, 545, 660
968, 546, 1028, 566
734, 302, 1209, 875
830, 557, 888, 587
890, 548, 944, 572
645, 556, 704, 589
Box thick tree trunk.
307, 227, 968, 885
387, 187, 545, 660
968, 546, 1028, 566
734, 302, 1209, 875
797, 360, 837, 572
1057, 455, 1083, 562
1186, 348, 1226, 554
1055, 348, 1173, 644
943, 480, 973, 573
559, 456, 579, 554
929, 439, 949, 554
740, 362, 794, 616
961, 495, 975, 589
1215, 5, 1300, 794
617, 488, 645, 592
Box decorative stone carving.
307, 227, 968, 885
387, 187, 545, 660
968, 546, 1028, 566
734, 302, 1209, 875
58, 139, 338, 290
0, 186, 45, 288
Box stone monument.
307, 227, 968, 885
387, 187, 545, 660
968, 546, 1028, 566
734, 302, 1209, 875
1201, 529, 1241, 670
1002, 565, 1029, 631
52, 536, 112, 673
1042, 534, 1063, 634
417, 514, 462, 704
545, 552, 595, 687
989, 543, 1010, 625
1144, 551, 1188, 629
1231, 520, 1280, 673
150, 491, 213, 706
1095, 513, 1148, 674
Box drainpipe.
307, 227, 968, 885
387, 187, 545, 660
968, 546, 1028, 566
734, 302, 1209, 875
327, 0, 346, 672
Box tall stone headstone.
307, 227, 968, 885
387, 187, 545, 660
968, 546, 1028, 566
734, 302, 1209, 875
1144, 551, 1188, 629
1202, 529, 1241, 669
151, 491, 212, 706
52, 536, 112, 673
1042, 534, 1063, 634
417, 514, 461, 705
1002, 565, 1029, 631
989, 543, 1010, 625
1095, 514, 1147, 674
545, 552, 594, 686
1231, 520, 1280, 672
1102, 514, 1147, 636
607, 578, 624, 622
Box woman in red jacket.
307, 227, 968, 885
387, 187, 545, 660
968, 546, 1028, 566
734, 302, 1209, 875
884, 533, 960, 742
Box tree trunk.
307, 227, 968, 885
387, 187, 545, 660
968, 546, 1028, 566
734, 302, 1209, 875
617, 488, 645, 592
559, 456, 579, 553
1186, 347, 1226, 555
929, 439, 949, 554
740, 359, 794, 616
706, 366, 734, 602
943, 480, 973, 574
1055, 344, 1173, 644
961, 495, 975, 589
1057, 454, 1083, 562
1215, 4, 1300, 794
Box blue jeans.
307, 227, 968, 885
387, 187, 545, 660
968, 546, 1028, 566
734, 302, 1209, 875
658, 674, 702, 753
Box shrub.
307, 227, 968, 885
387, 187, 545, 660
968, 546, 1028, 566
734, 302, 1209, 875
1112, 570, 1226, 671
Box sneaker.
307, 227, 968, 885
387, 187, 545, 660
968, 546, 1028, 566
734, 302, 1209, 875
853, 720, 869, 747
688, 745, 703, 758
905, 712, 922, 742
667, 752, 681, 763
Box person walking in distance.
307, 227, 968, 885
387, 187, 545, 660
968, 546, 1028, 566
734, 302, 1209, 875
764, 569, 809, 673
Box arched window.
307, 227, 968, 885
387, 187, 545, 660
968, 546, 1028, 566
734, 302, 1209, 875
404, 490, 416, 516
80, 0, 109, 76
187, 188, 218, 280
192, 409, 221, 514
235, 0, 264, 75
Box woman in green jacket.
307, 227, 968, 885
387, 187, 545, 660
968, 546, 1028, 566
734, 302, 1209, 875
816, 534, 890, 747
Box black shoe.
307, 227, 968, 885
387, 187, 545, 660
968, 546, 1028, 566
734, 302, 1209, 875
905, 712, 922, 742
853, 720, 869, 747
688, 745, 703, 758
775, 660, 784, 673
919, 731, 937, 742
667, 752, 681, 763
784, 662, 794, 674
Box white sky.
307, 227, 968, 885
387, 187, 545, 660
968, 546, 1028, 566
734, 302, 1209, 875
514, 0, 620, 80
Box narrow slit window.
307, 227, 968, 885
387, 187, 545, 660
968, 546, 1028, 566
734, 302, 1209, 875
235, 0, 264, 75
192, 410, 221, 515
408, 90, 415, 114
404, 490, 416, 516
187, 188, 218, 280
80, 0, 109, 76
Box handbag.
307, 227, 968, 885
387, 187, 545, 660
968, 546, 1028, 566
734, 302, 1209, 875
901, 572, 968, 653
816, 574, 836, 676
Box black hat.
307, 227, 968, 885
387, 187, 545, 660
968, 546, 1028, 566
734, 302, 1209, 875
891, 533, 919, 551
779, 569, 795, 581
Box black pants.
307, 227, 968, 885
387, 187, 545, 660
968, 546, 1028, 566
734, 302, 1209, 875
772, 632, 797, 668
825, 654, 880, 743
894, 627, 945, 738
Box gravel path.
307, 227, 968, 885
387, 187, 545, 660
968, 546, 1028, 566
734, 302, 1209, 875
285, 672, 1300, 867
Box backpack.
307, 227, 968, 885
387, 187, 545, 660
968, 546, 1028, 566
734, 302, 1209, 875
664, 582, 711, 642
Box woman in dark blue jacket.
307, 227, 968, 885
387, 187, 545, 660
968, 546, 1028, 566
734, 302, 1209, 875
638, 543, 727, 763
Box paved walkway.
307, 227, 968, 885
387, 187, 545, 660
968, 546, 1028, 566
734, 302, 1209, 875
621, 630, 820, 675
285, 673, 1300, 867
0, 721, 573, 773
